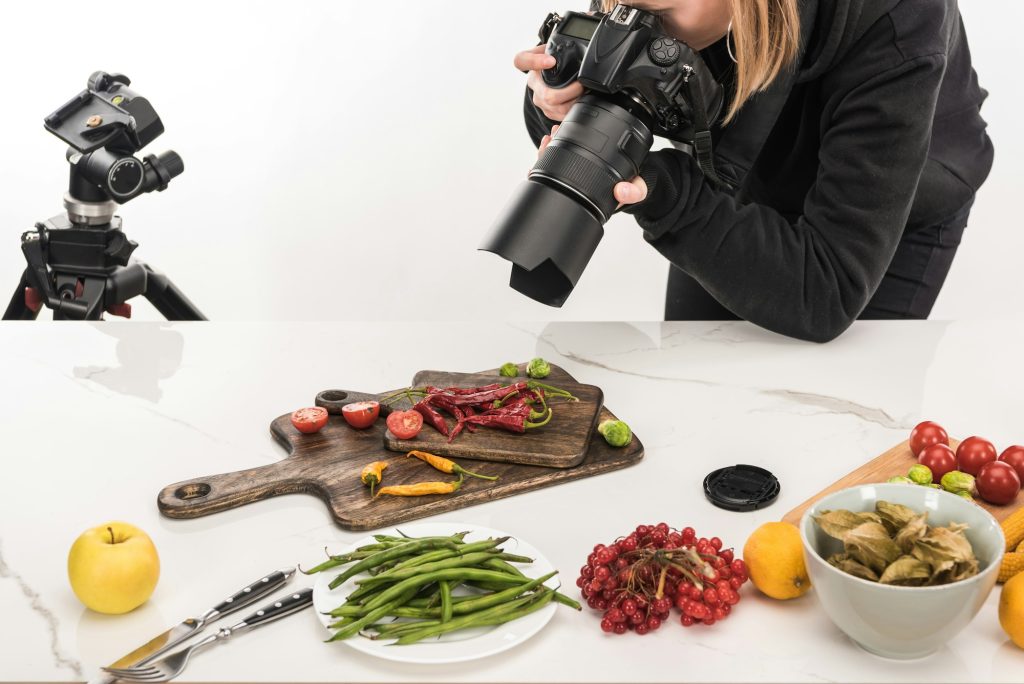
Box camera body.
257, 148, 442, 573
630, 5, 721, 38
543, 7, 722, 142
481, 4, 724, 308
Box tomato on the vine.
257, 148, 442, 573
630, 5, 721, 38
956, 436, 998, 476
386, 410, 424, 440
909, 421, 949, 457
341, 401, 380, 429
290, 407, 328, 434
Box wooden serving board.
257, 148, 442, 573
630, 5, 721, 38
782, 438, 1021, 525
157, 366, 643, 531
382, 367, 603, 468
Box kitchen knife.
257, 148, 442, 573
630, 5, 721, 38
86, 566, 295, 684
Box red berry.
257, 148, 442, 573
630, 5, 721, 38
720, 549, 734, 563
731, 559, 747, 575
636, 525, 651, 537
716, 579, 731, 594
656, 522, 670, 533
719, 566, 733, 580
730, 576, 743, 590
682, 526, 696, 539
721, 603, 732, 616
703, 616, 716, 626
710, 537, 723, 550
594, 565, 611, 581
622, 599, 638, 616
614, 557, 629, 570
635, 623, 650, 635
629, 612, 645, 626
681, 614, 695, 627
704, 588, 720, 605
600, 618, 614, 633
613, 622, 627, 635
575, 576, 586, 588
675, 595, 688, 610
621, 536, 638, 552
713, 606, 727, 621
607, 608, 625, 623
647, 616, 662, 630
653, 597, 671, 613
588, 579, 603, 593
581, 565, 594, 578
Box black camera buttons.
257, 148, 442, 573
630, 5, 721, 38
649, 38, 680, 67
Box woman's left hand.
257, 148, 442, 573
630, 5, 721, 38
538, 125, 648, 208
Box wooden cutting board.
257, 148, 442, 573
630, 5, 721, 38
382, 367, 603, 468
782, 438, 1021, 525
157, 365, 643, 530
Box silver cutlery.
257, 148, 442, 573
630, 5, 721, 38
104, 587, 314, 682
87, 566, 295, 684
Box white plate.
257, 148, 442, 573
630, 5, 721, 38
312, 522, 560, 664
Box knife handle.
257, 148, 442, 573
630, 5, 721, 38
236, 588, 314, 630
200, 567, 296, 622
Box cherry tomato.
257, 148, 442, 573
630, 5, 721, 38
291, 407, 328, 434
386, 410, 423, 440
955, 436, 998, 476
976, 461, 1021, 505
998, 445, 1024, 482
917, 443, 957, 480
909, 421, 949, 457
341, 401, 380, 429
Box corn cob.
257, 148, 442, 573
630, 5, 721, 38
998, 552, 1024, 584
1000, 508, 1024, 552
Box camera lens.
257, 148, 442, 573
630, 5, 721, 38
480, 93, 653, 307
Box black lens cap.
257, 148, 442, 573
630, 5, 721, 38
703, 465, 780, 512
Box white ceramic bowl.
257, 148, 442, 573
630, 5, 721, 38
799, 483, 1004, 659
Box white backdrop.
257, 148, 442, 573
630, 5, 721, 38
0, 0, 1017, 322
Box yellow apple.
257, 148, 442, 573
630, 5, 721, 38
67, 521, 160, 614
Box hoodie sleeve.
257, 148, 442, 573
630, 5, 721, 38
628, 51, 948, 343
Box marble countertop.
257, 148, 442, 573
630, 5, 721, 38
1, 321, 1021, 682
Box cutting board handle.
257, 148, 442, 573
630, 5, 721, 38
157, 462, 317, 519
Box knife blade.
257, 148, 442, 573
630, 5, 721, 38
86, 566, 295, 684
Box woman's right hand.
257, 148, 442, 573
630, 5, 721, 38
514, 45, 584, 121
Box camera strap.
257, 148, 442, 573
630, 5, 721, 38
683, 77, 732, 190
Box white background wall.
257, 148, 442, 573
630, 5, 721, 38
0, 0, 1018, 322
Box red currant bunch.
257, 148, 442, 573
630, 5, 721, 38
577, 523, 750, 634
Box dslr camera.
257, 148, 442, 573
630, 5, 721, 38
481, 4, 724, 307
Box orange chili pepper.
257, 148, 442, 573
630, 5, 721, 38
406, 450, 499, 481
374, 476, 464, 498
360, 461, 389, 497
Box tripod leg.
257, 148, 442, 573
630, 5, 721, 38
140, 263, 207, 321
3, 270, 40, 320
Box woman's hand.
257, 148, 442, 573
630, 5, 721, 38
514, 45, 585, 121
537, 126, 649, 207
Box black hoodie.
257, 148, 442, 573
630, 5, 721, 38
523, 0, 993, 341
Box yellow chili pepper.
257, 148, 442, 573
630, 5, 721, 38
375, 476, 464, 498
406, 450, 499, 481
360, 461, 389, 497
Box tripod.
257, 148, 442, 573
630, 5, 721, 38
3, 198, 205, 321
2, 71, 205, 322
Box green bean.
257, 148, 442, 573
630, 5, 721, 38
362, 568, 529, 613
495, 553, 534, 565
484, 558, 527, 577
327, 537, 464, 590
357, 552, 505, 587
328, 589, 418, 642
383, 538, 509, 574
394, 590, 555, 645
368, 619, 443, 638
553, 592, 582, 610
439, 581, 453, 623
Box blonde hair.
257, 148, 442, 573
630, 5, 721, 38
599, 1, 800, 122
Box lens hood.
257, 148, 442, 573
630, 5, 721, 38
479, 180, 604, 307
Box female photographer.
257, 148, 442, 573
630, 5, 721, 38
515, 0, 993, 342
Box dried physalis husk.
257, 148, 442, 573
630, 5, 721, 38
895, 513, 929, 554
814, 510, 884, 541
829, 553, 880, 582
912, 523, 979, 585
845, 522, 903, 575
876, 501, 920, 535
879, 555, 932, 586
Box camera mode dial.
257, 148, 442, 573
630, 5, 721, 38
648, 38, 680, 67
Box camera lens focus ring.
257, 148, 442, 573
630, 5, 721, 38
531, 145, 621, 222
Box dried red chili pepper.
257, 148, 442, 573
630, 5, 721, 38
413, 399, 449, 437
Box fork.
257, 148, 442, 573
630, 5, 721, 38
103, 588, 313, 682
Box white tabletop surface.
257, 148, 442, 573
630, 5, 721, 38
1, 320, 1022, 683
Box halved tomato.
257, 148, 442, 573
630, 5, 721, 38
291, 407, 328, 434
386, 410, 423, 440
342, 401, 380, 429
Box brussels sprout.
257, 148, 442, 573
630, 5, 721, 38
887, 476, 914, 484
940, 470, 977, 496
907, 464, 933, 486
598, 419, 632, 448
526, 357, 551, 379
499, 362, 519, 377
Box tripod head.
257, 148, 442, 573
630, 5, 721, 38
46, 71, 184, 225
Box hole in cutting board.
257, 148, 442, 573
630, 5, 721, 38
175, 483, 211, 500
